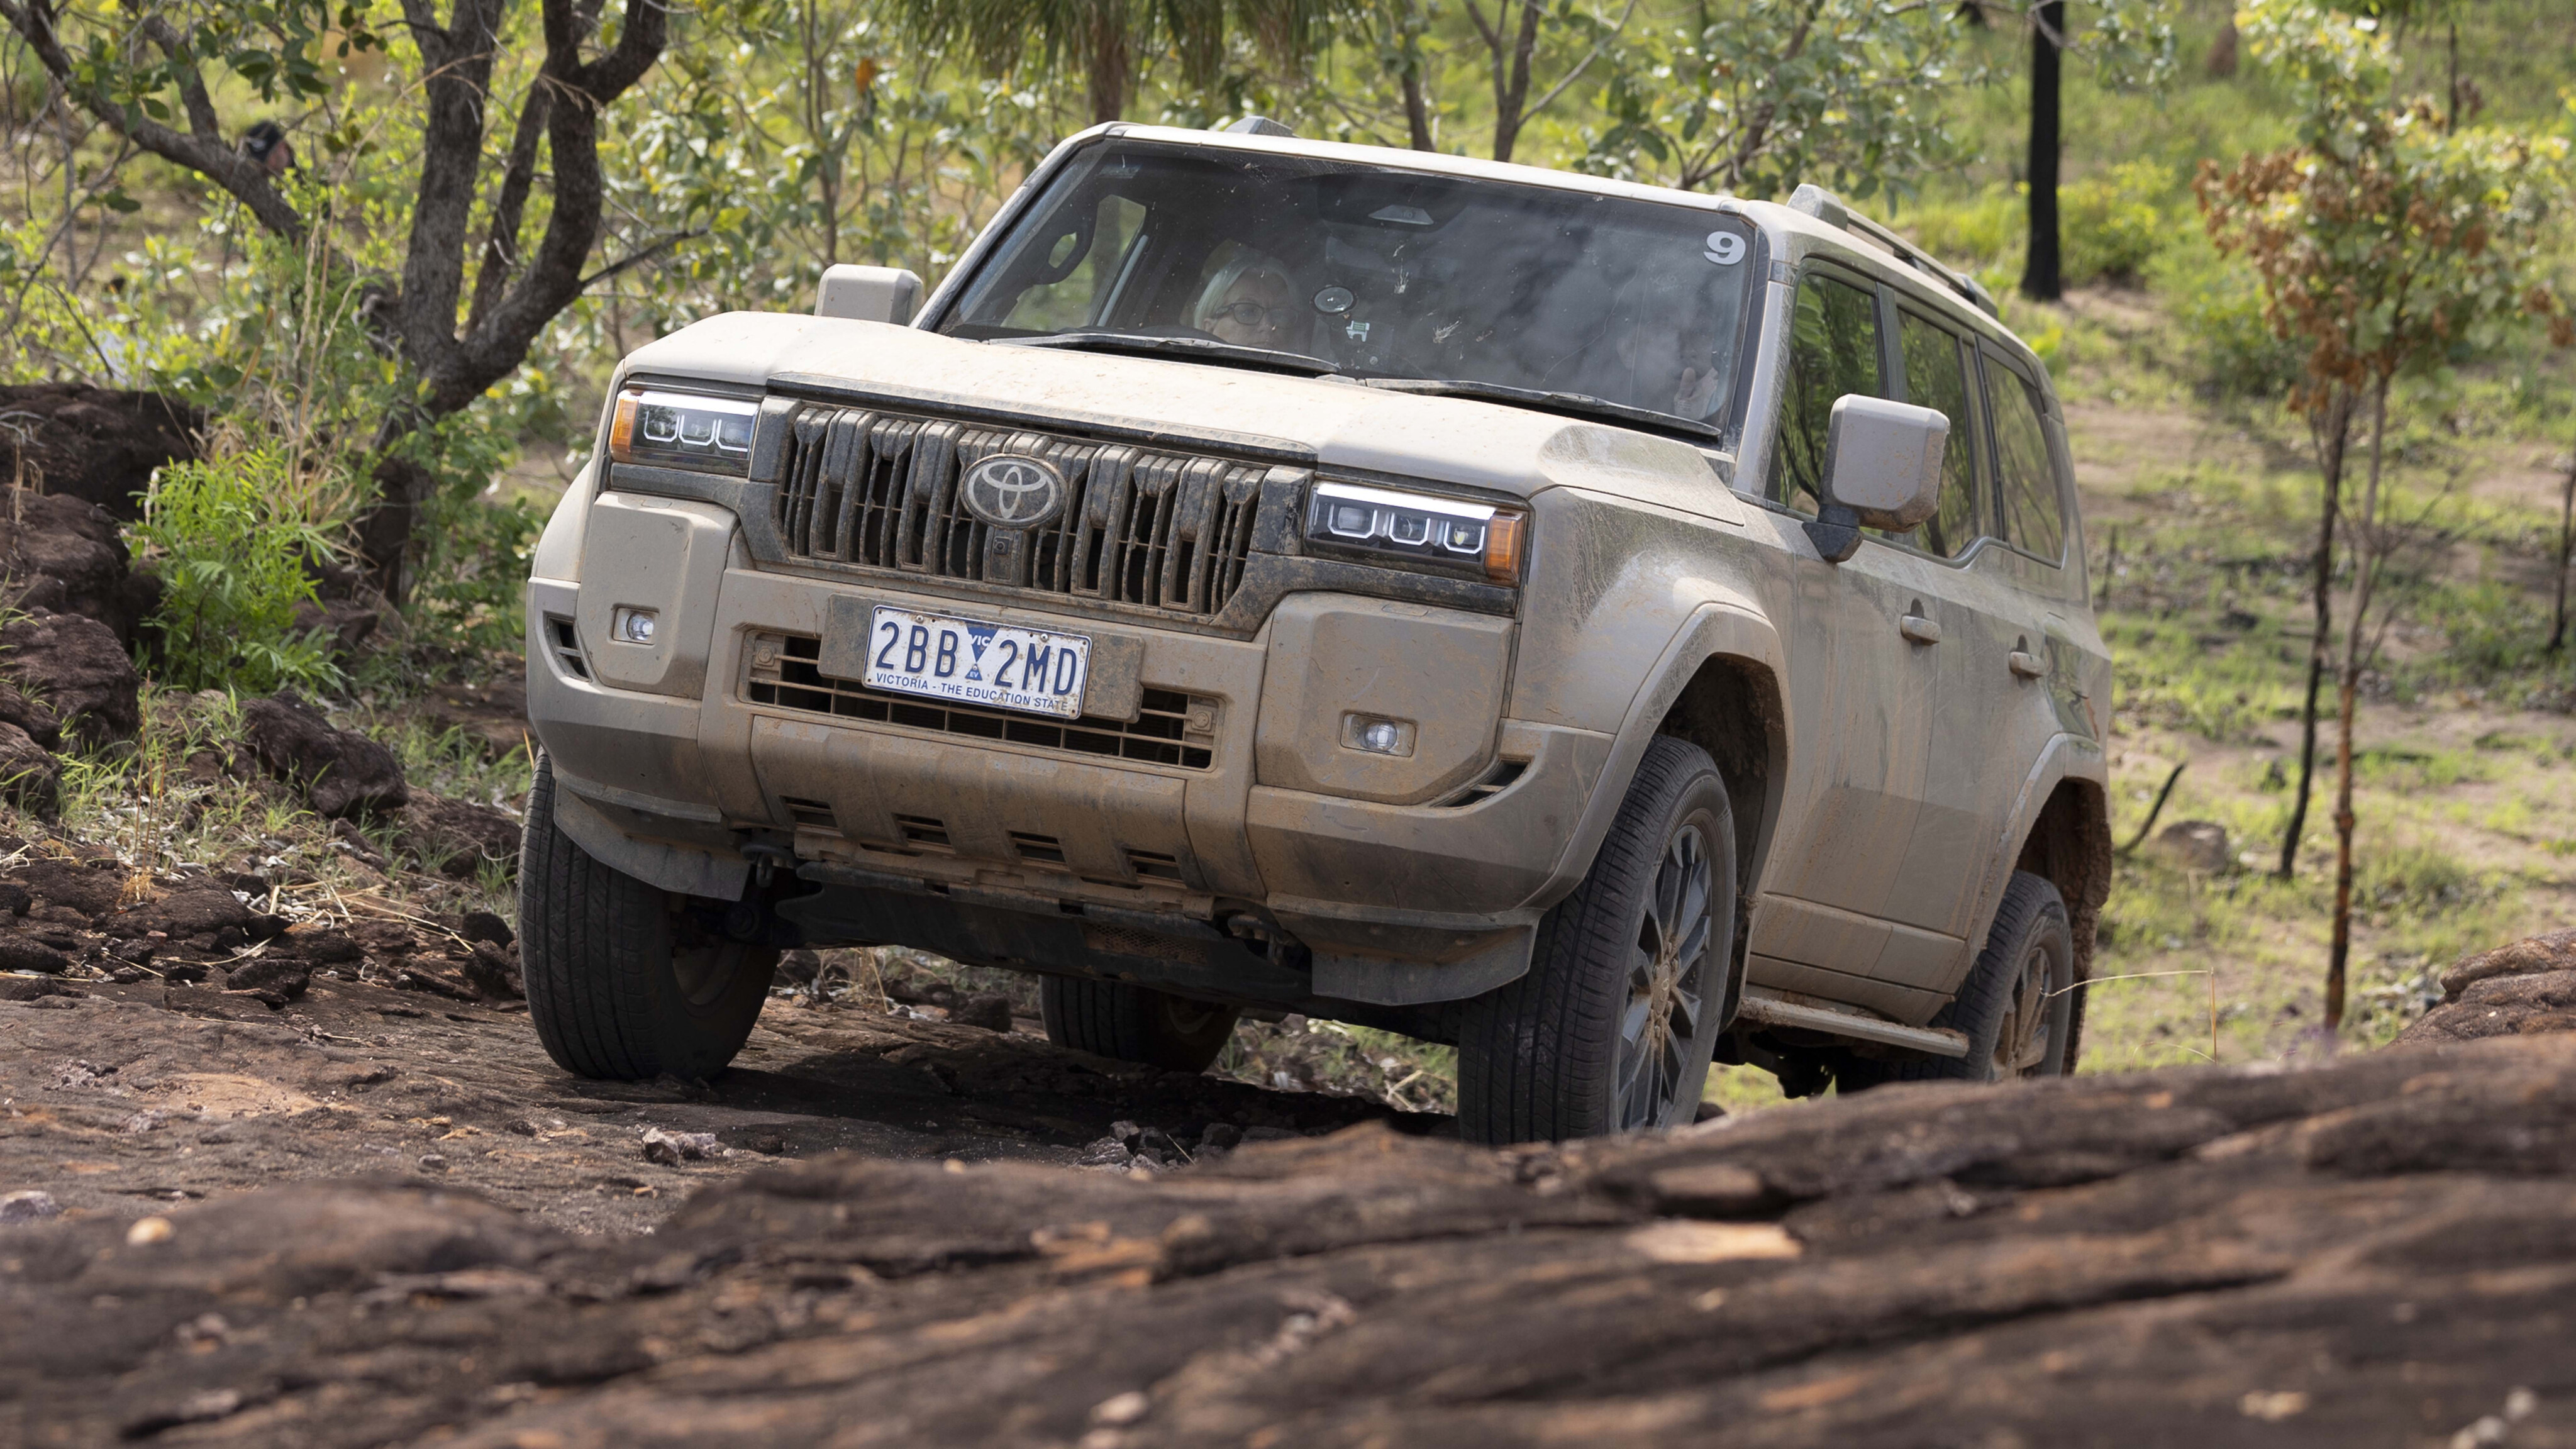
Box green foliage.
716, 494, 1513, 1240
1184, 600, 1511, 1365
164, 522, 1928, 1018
1582, 0, 1970, 201
2204, 0, 2575, 411
2151, 235, 2308, 399
127, 450, 341, 696
2060, 160, 2171, 286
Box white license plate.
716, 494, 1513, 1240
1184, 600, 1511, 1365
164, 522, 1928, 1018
861, 606, 1092, 719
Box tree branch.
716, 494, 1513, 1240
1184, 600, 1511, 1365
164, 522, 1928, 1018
0, 0, 306, 241
576, 226, 706, 290
465, 77, 552, 333
437, 0, 670, 412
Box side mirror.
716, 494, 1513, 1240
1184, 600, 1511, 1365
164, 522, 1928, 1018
1804, 395, 1948, 562
815, 264, 922, 324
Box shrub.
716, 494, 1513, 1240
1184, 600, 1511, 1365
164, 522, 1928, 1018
2061, 160, 2172, 286
128, 449, 342, 695
2154, 238, 2309, 400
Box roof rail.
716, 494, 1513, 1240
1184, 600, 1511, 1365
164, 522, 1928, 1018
1787, 184, 1999, 319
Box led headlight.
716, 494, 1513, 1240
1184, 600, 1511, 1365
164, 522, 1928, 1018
608, 387, 758, 475
1304, 480, 1526, 585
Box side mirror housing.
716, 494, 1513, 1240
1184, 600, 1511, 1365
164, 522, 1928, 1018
1804, 395, 1948, 562
815, 264, 922, 324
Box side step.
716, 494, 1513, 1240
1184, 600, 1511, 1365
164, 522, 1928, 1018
1735, 989, 1970, 1059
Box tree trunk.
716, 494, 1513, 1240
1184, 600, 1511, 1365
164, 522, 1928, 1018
1488, 0, 1543, 164
2019, 0, 2065, 302
1085, 1, 1131, 126
2279, 388, 2353, 879
2551, 440, 2574, 653
2327, 377, 2391, 1031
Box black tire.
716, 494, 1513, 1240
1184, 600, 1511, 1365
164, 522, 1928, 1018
519, 755, 779, 1081
1040, 977, 1240, 1072
1456, 736, 1737, 1145
1838, 870, 2077, 1091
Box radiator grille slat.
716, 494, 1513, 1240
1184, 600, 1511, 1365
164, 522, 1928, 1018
770, 404, 1264, 619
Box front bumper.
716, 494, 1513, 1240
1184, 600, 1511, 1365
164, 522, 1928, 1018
527, 519, 1614, 1006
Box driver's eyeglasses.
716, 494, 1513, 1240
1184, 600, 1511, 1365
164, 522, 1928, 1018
1211, 301, 1297, 330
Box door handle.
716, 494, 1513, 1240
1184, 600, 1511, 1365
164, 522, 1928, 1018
2008, 649, 2046, 679
1899, 614, 1941, 646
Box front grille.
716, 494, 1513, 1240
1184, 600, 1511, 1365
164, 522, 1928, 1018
767, 404, 1267, 618
745, 633, 1218, 769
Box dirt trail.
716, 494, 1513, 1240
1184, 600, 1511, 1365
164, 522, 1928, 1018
1, 977, 1416, 1237
4, 940, 2573, 1446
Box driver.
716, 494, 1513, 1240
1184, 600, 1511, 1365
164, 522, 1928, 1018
1613, 286, 1727, 421
1195, 260, 1302, 351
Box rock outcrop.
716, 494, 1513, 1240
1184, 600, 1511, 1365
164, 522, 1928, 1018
3, 935, 2573, 1448
236, 692, 409, 819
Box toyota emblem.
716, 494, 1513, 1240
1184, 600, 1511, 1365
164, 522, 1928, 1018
958, 453, 1068, 529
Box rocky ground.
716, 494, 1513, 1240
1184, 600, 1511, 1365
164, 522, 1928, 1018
0, 928, 2569, 1447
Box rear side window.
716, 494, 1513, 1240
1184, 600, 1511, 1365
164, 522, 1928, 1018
1984, 353, 2065, 563
1894, 310, 1986, 559
1772, 272, 1884, 514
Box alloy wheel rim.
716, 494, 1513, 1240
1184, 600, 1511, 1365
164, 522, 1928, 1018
674, 942, 746, 1011
1616, 821, 1714, 1131
1992, 940, 2059, 1080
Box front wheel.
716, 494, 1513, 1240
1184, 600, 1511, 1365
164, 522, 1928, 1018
1838, 870, 2076, 1091
519, 756, 779, 1081
1456, 736, 1737, 1145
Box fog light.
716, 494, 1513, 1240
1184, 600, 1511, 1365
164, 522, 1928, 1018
1343, 713, 1415, 758
612, 606, 658, 645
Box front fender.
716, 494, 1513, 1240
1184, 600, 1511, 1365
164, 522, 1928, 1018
1518, 599, 1789, 914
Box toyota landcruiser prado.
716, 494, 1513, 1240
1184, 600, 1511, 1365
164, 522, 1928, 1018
518, 119, 2113, 1143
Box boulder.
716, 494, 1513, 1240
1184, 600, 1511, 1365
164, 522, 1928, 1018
0, 490, 161, 645
2150, 818, 2234, 873
0, 611, 140, 747
2397, 930, 2576, 1044
0, 935, 72, 974
236, 693, 406, 819
390, 793, 519, 879
423, 677, 531, 759
0, 680, 64, 751
0, 384, 201, 521
222, 957, 311, 1008
0, 721, 58, 818
12, 858, 127, 921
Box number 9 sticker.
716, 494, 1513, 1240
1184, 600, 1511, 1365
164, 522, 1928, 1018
1702, 231, 1746, 265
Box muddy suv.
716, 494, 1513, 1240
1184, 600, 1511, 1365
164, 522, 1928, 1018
518, 121, 2112, 1142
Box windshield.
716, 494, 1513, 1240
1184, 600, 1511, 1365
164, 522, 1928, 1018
940, 140, 1758, 441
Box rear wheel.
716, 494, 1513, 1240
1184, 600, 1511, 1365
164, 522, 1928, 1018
1838, 870, 2075, 1091
1456, 736, 1736, 1144
1040, 978, 1241, 1072
519, 756, 779, 1081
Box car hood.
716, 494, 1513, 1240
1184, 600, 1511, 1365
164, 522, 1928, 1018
616, 311, 1746, 525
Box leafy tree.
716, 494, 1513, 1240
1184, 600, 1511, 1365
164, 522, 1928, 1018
0, 0, 673, 601
1583, 0, 1968, 200
889, 0, 1343, 126
2200, 0, 2572, 1027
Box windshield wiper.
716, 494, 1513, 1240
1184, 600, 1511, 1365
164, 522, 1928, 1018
1358, 377, 1724, 444
995, 331, 1341, 377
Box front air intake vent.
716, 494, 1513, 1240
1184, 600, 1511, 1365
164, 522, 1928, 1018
894, 814, 950, 850
780, 796, 839, 831
1126, 848, 1185, 884
1010, 832, 1067, 866
768, 406, 1268, 619
546, 616, 591, 680
1436, 758, 1528, 808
